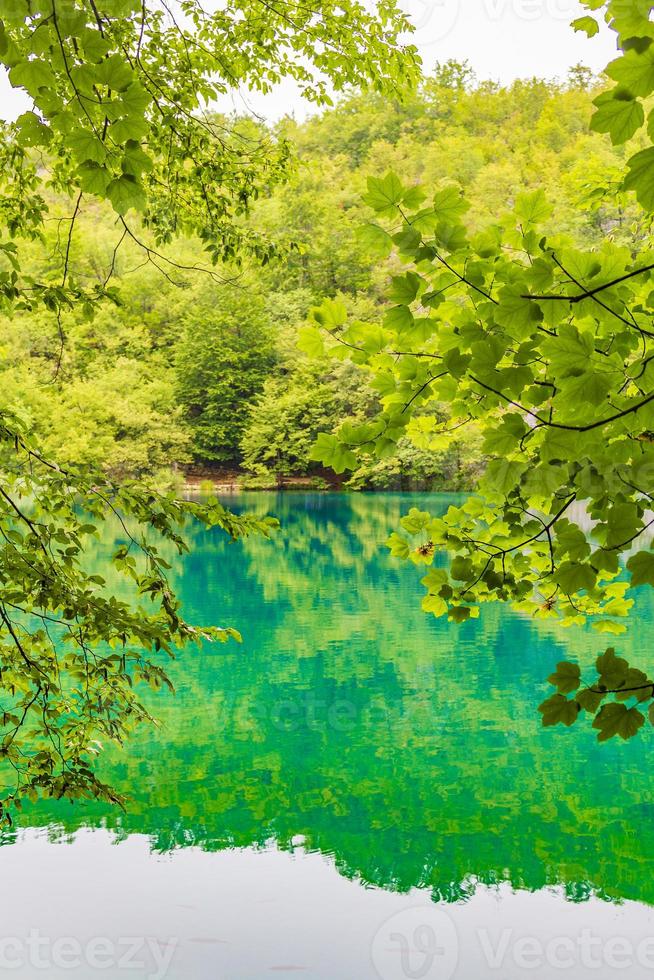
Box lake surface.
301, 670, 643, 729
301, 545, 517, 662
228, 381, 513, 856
2, 492, 654, 979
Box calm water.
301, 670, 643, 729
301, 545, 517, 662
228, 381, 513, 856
2, 493, 654, 979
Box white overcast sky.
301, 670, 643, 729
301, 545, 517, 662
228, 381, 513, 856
0, 0, 616, 123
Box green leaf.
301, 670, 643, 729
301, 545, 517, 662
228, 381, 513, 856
422, 594, 447, 617
402, 185, 427, 209
14, 111, 51, 147
606, 47, 654, 98
77, 162, 111, 195
555, 523, 591, 562
68, 132, 108, 165
591, 90, 645, 145
483, 459, 527, 496
624, 147, 654, 209
561, 371, 613, 406
495, 286, 542, 340
313, 299, 347, 329
388, 272, 422, 305
596, 648, 630, 689
514, 189, 552, 227
603, 502, 641, 549
94, 53, 134, 92
121, 144, 154, 177
387, 531, 410, 559
554, 562, 597, 594
9, 59, 56, 96
421, 568, 448, 591
593, 703, 645, 741
538, 693, 579, 728
309, 433, 356, 474
542, 324, 593, 376
297, 325, 325, 358
593, 619, 628, 635
116, 81, 151, 115
383, 305, 413, 332
547, 661, 581, 695
400, 507, 431, 534
111, 115, 149, 143
106, 174, 146, 214
448, 605, 474, 623
576, 689, 605, 713
432, 185, 469, 223
627, 550, 654, 587
356, 223, 393, 258
363, 173, 404, 215
571, 15, 599, 37
614, 667, 652, 702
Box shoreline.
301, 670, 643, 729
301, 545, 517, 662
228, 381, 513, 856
182, 473, 338, 494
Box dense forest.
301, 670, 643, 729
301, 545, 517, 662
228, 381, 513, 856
3, 61, 637, 492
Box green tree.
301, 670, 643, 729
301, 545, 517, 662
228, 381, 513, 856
241, 363, 341, 480
0, 0, 417, 819
309, 1, 654, 741
176, 289, 275, 464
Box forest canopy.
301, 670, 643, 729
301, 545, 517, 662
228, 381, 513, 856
1, 65, 635, 489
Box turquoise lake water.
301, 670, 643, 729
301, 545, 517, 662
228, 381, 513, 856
1, 492, 654, 979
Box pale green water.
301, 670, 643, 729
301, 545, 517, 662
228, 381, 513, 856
2, 493, 654, 979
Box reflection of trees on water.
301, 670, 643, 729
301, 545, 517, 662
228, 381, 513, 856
3, 494, 654, 909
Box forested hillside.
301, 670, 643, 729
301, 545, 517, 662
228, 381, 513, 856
3, 62, 636, 490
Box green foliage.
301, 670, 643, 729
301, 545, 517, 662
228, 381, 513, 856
241, 363, 342, 479
311, 163, 654, 638
1, 68, 634, 485
0, 0, 418, 817
581, 1, 654, 210
175, 290, 276, 464
539, 648, 654, 742
0, 413, 277, 822
306, 20, 654, 737
0, 0, 418, 300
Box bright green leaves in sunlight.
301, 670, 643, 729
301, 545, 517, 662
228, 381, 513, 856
306, 134, 654, 738
539, 649, 654, 741
307, 166, 654, 635
591, 90, 644, 145
572, 15, 600, 37
582, 1, 654, 206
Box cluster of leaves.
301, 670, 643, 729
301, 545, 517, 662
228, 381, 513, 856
0, 0, 418, 315
575, 0, 654, 210
302, 1, 654, 737
540, 648, 654, 742
0, 412, 278, 821
308, 174, 654, 633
